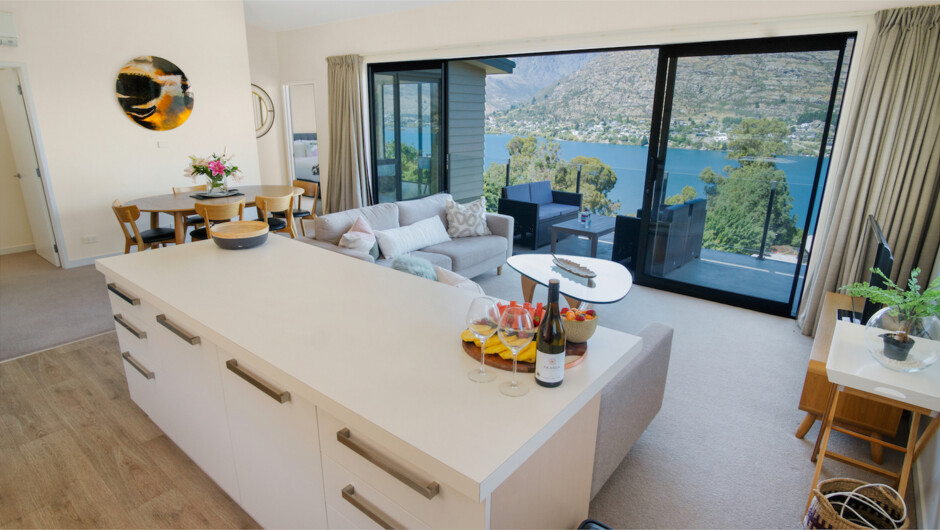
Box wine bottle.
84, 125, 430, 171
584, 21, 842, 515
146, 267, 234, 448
535, 279, 566, 388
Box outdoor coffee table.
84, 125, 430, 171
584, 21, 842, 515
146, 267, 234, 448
551, 215, 616, 257
507, 253, 633, 308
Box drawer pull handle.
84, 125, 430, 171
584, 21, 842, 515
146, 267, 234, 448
107, 283, 140, 305
114, 314, 146, 339
337, 428, 440, 500
342, 485, 401, 530
156, 314, 201, 345
225, 359, 290, 403
121, 351, 154, 380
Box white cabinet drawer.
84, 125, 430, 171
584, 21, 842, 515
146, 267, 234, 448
106, 280, 143, 318
219, 350, 327, 529
318, 409, 484, 529
148, 311, 239, 501
323, 456, 428, 530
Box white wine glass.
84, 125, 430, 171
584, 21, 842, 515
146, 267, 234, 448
466, 297, 500, 383
497, 306, 536, 397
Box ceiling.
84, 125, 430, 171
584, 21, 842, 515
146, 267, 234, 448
243, 0, 454, 32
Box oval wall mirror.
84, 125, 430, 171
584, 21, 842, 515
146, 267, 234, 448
251, 83, 274, 137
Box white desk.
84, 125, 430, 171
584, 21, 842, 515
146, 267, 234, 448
97, 237, 642, 528
810, 322, 940, 501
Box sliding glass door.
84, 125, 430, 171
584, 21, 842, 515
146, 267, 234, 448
370, 62, 445, 203
637, 35, 854, 316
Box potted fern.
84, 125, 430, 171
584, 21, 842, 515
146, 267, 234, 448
841, 268, 940, 371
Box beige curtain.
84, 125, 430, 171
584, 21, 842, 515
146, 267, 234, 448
325, 55, 373, 214
798, 5, 940, 335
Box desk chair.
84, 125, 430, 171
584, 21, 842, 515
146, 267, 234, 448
256, 194, 295, 238
272, 180, 318, 236
190, 199, 245, 241
173, 183, 208, 237
112, 199, 175, 253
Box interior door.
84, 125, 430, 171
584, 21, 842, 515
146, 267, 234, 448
0, 68, 60, 266
636, 36, 853, 316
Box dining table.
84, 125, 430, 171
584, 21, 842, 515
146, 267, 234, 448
127, 185, 303, 245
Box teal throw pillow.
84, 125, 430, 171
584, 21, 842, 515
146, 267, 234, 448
391, 255, 438, 281
369, 241, 380, 259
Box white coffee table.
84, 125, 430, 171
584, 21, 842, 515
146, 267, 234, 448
507, 254, 633, 308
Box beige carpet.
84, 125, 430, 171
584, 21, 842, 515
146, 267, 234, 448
0, 251, 112, 362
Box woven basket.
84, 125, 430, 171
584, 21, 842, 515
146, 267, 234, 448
804, 478, 908, 529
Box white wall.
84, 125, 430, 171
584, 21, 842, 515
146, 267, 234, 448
246, 24, 287, 184
0, 86, 33, 254
0, 0, 261, 266
274, 0, 932, 196
288, 83, 318, 134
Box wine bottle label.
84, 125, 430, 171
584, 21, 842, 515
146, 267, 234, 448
535, 350, 564, 384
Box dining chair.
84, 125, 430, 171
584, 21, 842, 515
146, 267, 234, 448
173, 183, 208, 236
271, 180, 318, 237
190, 199, 246, 241
256, 194, 296, 239
112, 199, 176, 253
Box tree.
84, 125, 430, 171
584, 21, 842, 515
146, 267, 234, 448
698, 118, 802, 255
665, 185, 698, 205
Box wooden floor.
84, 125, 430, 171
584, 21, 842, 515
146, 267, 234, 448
0, 332, 258, 529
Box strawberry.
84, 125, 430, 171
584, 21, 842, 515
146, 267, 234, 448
585, 310, 596, 316
562, 307, 569, 314
575, 314, 586, 321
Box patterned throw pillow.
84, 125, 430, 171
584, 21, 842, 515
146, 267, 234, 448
445, 198, 491, 238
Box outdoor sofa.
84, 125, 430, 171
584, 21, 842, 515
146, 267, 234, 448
498, 180, 582, 250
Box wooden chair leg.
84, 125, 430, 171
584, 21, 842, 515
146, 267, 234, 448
124, 242, 131, 254
796, 412, 816, 439
497, 265, 503, 275
896, 411, 921, 497
299, 218, 307, 237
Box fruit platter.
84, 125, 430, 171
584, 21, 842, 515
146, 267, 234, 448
460, 301, 590, 372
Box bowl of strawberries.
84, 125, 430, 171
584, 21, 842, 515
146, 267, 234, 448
561, 307, 598, 343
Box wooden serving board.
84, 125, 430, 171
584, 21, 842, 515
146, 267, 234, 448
462, 341, 587, 373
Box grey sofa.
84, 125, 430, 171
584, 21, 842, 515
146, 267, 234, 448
302, 193, 514, 279
591, 322, 673, 499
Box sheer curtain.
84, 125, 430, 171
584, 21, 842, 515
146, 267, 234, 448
325, 55, 373, 214
798, 5, 940, 335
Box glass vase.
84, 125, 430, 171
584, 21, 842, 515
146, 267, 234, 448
206, 175, 227, 194
864, 306, 940, 373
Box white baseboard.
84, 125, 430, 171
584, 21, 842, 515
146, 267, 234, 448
0, 244, 36, 255
63, 251, 122, 269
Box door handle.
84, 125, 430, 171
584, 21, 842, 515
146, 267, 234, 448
14, 173, 21, 179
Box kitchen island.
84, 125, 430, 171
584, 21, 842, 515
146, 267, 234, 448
96, 236, 642, 529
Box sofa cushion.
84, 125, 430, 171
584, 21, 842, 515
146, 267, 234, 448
446, 198, 491, 238
421, 235, 507, 272
397, 193, 451, 228
529, 180, 554, 205
503, 183, 530, 202
375, 215, 451, 259
537, 203, 579, 220
315, 202, 399, 244
436, 266, 485, 294
338, 215, 377, 254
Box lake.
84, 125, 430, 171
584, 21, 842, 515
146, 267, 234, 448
394, 128, 829, 232
484, 133, 829, 231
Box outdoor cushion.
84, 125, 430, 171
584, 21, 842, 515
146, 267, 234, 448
529, 180, 554, 205
503, 183, 531, 202
397, 193, 450, 228
421, 235, 507, 272
537, 203, 579, 220
314, 202, 399, 244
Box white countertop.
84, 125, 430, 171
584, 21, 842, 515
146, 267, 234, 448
828, 321, 940, 412
96, 236, 642, 501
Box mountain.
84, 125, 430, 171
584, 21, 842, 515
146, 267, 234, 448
486, 49, 842, 153
484, 53, 596, 113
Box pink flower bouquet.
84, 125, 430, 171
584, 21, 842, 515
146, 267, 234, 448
184, 151, 244, 192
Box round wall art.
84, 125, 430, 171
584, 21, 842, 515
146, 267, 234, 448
115, 56, 194, 131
